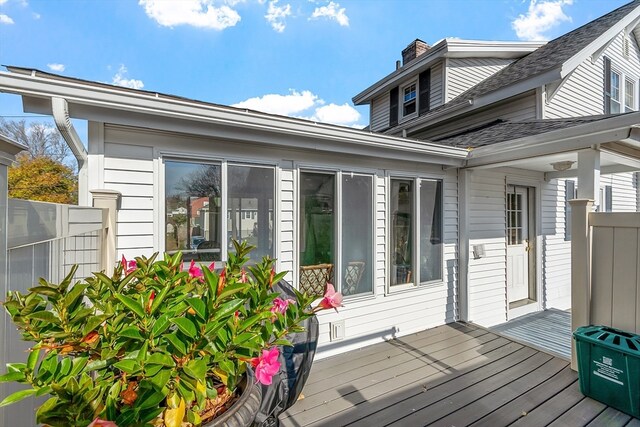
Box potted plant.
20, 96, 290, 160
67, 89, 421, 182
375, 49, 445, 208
0, 241, 342, 426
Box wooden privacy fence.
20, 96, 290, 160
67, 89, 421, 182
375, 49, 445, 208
570, 199, 640, 370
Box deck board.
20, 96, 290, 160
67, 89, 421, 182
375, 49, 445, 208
280, 322, 639, 427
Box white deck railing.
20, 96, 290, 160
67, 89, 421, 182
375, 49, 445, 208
570, 199, 640, 369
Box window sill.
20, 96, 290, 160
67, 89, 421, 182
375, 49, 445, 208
385, 280, 444, 296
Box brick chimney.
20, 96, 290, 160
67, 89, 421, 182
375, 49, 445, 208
401, 39, 429, 66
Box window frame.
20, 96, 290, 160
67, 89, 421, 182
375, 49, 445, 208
625, 77, 636, 112
386, 173, 445, 294
160, 154, 278, 263
400, 79, 418, 121
296, 166, 377, 300
610, 68, 622, 113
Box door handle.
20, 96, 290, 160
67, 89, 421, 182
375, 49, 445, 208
524, 240, 532, 252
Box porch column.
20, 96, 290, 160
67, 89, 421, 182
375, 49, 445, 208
0, 136, 25, 425
91, 189, 121, 272
577, 150, 600, 210
569, 199, 593, 371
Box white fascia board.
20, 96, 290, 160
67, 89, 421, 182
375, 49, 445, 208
0, 71, 467, 165
465, 112, 640, 168
562, 5, 640, 77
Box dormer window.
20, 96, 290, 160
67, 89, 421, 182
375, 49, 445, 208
402, 82, 417, 117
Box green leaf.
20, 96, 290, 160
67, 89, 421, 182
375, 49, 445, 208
172, 317, 197, 339
0, 388, 36, 407
215, 298, 245, 319
85, 359, 108, 372
69, 357, 89, 377
186, 298, 206, 320
119, 326, 145, 341
26, 311, 61, 325
27, 286, 59, 298
149, 368, 172, 389
27, 347, 40, 372
165, 333, 187, 356
139, 407, 165, 424
113, 359, 141, 375
81, 314, 110, 336
150, 284, 171, 315
0, 371, 26, 383
239, 312, 271, 332
147, 353, 175, 367
137, 389, 166, 410
183, 359, 207, 381
63, 284, 87, 308
152, 314, 171, 336
114, 294, 145, 318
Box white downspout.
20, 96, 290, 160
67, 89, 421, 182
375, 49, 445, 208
51, 97, 89, 206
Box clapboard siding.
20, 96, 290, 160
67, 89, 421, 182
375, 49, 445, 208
603, 172, 638, 212
447, 58, 513, 101
103, 136, 156, 257
370, 92, 390, 132
541, 179, 572, 310
430, 61, 444, 109
278, 166, 295, 283
546, 30, 640, 118
416, 91, 537, 140
467, 170, 507, 326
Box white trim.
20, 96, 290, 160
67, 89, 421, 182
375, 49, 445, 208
400, 79, 418, 122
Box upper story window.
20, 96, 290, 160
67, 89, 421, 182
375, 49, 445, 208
610, 69, 621, 113
625, 78, 636, 112
402, 82, 417, 117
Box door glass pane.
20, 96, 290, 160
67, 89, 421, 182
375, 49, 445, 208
300, 172, 335, 296
165, 160, 222, 262
342, 174, 373, 296
420, 180, 442, 283
228, 165, 274, 262
391, 179, 413, 286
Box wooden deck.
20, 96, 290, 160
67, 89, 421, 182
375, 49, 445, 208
279, 322, 638, 427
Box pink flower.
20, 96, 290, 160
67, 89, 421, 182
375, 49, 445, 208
240, 269, 248, 283
208, 262, 215, 271
188, 260, 203, 279
318, 283, 343, 312
121, 256, 136, 275
88, 418, 118, 427
251, 347, 281, 386
270, 297, 294, 314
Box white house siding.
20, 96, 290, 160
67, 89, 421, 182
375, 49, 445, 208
541, 179, 571, 310
546, 30, 640, 118
430, 61, 444, 109
447, 58, 513, 102
466, 170, 507, 326
603, 172, 638, 211
370, 91, 390, 132
90, 123, 459, 360
414, 91, 537, 140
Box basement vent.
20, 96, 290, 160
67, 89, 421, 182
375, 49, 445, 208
330, 320, 345, 342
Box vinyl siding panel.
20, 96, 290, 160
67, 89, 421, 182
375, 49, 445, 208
278, 166, 295, 283
546, 30, 640, 118
430, 62, 444, 109
370, 92, 390, 132
447, 58, 513, 102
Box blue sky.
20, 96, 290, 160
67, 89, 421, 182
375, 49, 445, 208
0, 0, 630, 141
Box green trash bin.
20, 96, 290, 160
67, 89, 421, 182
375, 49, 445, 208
573, 325, 640, 418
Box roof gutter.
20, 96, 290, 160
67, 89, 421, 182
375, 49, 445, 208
52, 97, 87, 168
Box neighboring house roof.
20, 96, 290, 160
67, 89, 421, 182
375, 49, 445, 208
432, 115, 622, 148
385, 0, 640, 135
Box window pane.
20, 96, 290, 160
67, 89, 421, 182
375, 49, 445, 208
300, 172, 335, 296
165, 160, 222, 262
420, 180, 442, 283
625, 79, 635, 111
391, 179, 413, 286
228, 165, 274, 262
342, 174, 373, 296
611, 72, 620, 100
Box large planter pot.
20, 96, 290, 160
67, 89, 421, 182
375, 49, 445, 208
208, 370, 262, 427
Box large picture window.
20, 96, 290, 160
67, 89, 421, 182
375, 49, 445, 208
299, 170, 374, 298
390, 176, 443, 288
164, 159, 274, 263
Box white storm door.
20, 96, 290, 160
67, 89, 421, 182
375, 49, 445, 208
507, 186, 529, 303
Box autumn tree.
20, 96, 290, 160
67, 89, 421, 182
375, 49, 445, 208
1, 119, 78, 203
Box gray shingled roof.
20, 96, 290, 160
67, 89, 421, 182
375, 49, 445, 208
432, 115, 618, 148
405, 0, 640, 129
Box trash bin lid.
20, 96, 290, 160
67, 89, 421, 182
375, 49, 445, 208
573, 325, 640, 357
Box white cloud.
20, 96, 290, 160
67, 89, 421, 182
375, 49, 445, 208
47, 63, 65, 72
32, 12, 40, 19
310, 1, 348, 27
512, 0, 573, 41
233, 90, 319, 115
111, 65, 145, 90
313, 103, 360, 125
233, 90, 362, 127
0, 14, 14, 24
265, 0, 291, 33
0, 0, 8, 4
139, 0, 241, 30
